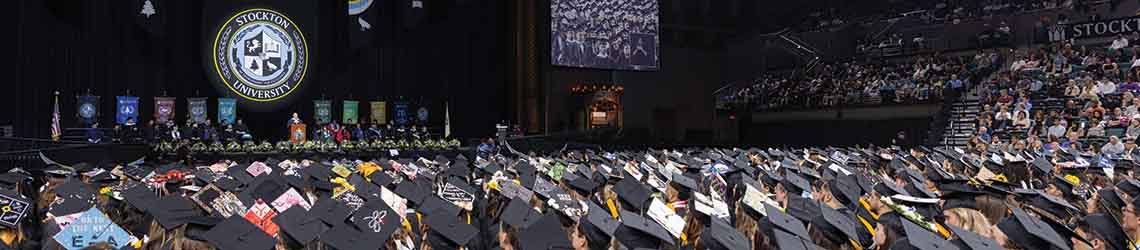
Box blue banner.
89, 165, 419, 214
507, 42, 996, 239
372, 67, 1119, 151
76, 95, 100, 126
115, 96, 138, 124
393, 101, 409, 125
189, 98, 208, 124
218, 98, 236, 125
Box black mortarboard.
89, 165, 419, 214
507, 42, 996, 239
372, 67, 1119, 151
226, 167, 254, 184
1084, 213, 1128, 250
1097, 188, 1125, 212
419, 196, 461, 218
618, 210, 675, 246
816, 202, 858, 247
1118, 179, 1140, 197
764, 203, 810, 239
997, 207, 1070, 250
203, 215, 276, 250
424, 208, 479, 246
517, 214, 574, 250
566, 175, 599, 196
350, 200, 401, 243
874, 181, 910, 197
703, 219, 750, 250
614, 177, 651, 211
772, 229, 815, 250
273, 206, 326, 245
120, 185, 157, 212
319, 224, 370, 250
393, 179, 428, 205
942, 192, 980, 210
582, 201, 619, 238
784, 195, 818, 223
671, 173, 698, 191
366, 172, 394, 188
151, 196, 200, 230
782, 172, 811, 194
49, 181, 96, 216
309, 197, 351, 226
1030, 191, 1079, 219
947, 224, 1001, 250
1032, 158, 1054, 175
185, 215, 223, 242
214, 177, 243, 192
895, 218, 960, 250
501, 197, 540, 229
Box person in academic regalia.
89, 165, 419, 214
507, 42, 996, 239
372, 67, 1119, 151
351, 123, 365, 142
222, 124, 236, 142
124, 117, 139, 143
368, 123, 383, 140
86, 122, 103, 144
201, 119, 217, 143
110, 124, 122, 144
234, 118, 250, 141
182, 120, 197, 142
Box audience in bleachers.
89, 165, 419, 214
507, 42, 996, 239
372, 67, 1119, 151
969, 38, 1140, 156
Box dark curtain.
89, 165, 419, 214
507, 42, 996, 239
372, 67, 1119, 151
9, 0, 509, 140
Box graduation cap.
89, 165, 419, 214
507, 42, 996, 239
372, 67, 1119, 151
272, 206, 326, 245
349, 200, 401, 243
1117, 178, 1140, 198
565, 175, 599, 196
202, 215, 276, 250
702, 219, 750, 250
1083, 213, 1128, 250
418, 196, 461, 218
616, 210, 675, 248
309, 198, 352, 226
614, 177, 651, 211
517, 214, 574, 250
947, 224, 1001, 250
997, 207, 1071, 250
424, 207, 479, 246
763, 203, 810, 239
873, 181, 910, 197
319, 224, 371, 250
501, 197, 541, 229
894, 217, 959, 250
815, 202, 859, 247
581, 201, 619, 240
151, 196, 200, 230
771, 228, 821, 250
781, 172, 811, 194
393, 179, 429, 205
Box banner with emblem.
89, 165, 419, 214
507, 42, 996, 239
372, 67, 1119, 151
115, 96, 139, 124
189, 98, 208, 124
370, 101, 386, 124
343, 100, 359, 124
76, 95, 100, 126
393, 101, 409, 125
416, 106, 429, 124
154, 97, 175, 124
218, 98, 237, 125
314, 100, 332, 125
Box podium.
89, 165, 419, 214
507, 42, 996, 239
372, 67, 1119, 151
290, 124, 307, 144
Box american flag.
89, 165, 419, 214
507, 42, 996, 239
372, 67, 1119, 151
51, 94, 61, 141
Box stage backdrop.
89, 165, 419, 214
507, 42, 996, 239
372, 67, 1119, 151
11, 0, 509, 140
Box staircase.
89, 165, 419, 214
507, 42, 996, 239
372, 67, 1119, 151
939, 93, 980, 147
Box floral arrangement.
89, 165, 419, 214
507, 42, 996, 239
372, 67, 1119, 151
880, 196, 942, 234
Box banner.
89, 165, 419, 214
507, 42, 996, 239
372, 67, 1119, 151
154, 97, 175, 124
314, 100, 332, 124
76, 95, 100, 126
343, 100, 359, 124
370, 101, 386, 124
115, 96, 139, 124
393, 101, 409, 125
1048, 16, 1140, 42
189, 98, 208, 124
218, 98, 237, 125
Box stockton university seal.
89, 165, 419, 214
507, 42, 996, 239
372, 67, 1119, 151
213, 8, 308, 102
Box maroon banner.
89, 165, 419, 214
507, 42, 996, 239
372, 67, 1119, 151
155, 97, 176, 124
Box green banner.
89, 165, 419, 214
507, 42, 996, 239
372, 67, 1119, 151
314, 100, 332, 124
343, 100, 359, 124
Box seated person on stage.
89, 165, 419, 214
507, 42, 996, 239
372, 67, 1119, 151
124, 117, 140, 143
182, 120, 197, 141
351, 123, 365, 142
189, 122, 202, 141
111, 124, 122, 143
86, 122, 103, 144
235, 118, 251, 140
201, 119, 218, 142
368, 122, 383, 140
222, 124, 236, 142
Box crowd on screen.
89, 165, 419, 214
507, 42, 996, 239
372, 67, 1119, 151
968, 33, 1140, 156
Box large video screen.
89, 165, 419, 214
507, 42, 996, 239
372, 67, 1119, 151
551, 0, 659, 71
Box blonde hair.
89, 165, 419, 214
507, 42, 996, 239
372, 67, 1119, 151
944, 208, 993, 238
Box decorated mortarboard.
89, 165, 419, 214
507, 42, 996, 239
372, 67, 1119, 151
0, 190, 30, 229
272, 206, 326, 245
517, 214, 574, 250
495, 179, 535, 201
895, 218, 960, 250
190, 184, 224, 215
349, 200, 401, 243
51, 207, 131, 250
439, 177, 476, 211
50, 181, 97, 216
424, 207, 479, 246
